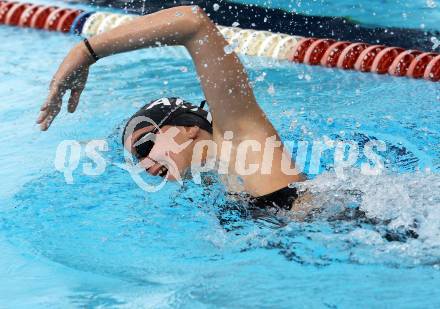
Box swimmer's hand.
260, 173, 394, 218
37, 44, 93, 131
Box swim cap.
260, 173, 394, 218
121, 97, 213, 146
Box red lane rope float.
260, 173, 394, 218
18, 3, 41, 27
336, 43, 368, 69
56, 9, 82, 32
424, 55, 440, 81
0, 1, 16, 23
290, 37, 440, 82
372, 47, 405, 74
30, 5, 57, 29
44, 7, 69, 31
388, 50, 422, 77
407, 52, 437, 79
354, 45, 385, 72
304, 39, 335, 65
320, 41, 350, 67
5, 2, 31, 25
291, 38, 317, 63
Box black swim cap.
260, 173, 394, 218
121, 97, 213, 145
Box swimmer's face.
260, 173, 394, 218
125, 125, 204, 181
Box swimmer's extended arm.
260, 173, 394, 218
38, 5, 270, 134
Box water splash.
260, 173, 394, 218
431, 36, 440, 50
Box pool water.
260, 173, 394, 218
235, 0, 440, 30
1, 8, 440, 309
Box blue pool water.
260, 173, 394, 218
1, 3, 440, 308
235, 0, 440, 30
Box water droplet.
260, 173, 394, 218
289, 119, 297, 129
426, 0, 437, 8
232, 21, 240, 27
256, 72, 266, 82
267, 84, 275, 95
224, 40, 239, 54
237, 176, 244, 185
431, 36, 440, 50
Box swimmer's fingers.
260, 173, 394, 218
38, 64, 88, 130
67, 88, 84, 113
67, 66, 89, 113
40, 103, 61, 130
38, 91, 64, 131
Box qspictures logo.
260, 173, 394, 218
54, 124, 387, 193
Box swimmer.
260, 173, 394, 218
37, 6, 309, 212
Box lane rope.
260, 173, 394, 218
0, 0, 439, 82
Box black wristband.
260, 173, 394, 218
83, 38, 99, 62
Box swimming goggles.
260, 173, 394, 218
132, 104, 183, 159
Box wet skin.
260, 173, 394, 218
38, 5, 305, 197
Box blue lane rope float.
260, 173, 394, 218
70, 10, 94, 35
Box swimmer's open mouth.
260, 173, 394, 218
158, 166, 168, 178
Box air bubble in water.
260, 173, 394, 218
304, 74, 312, 81
232, 21, 240, 27
213, 3, 220, 11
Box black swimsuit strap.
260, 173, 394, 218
248, 186, 299, 211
